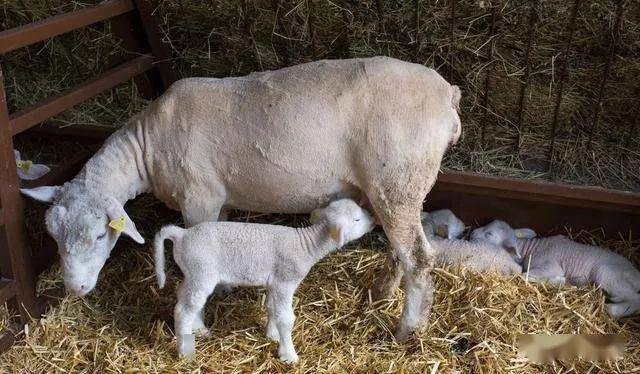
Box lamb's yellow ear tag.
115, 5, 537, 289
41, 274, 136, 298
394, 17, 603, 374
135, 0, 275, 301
436, 226, 447, 238
329, 227, 341, 242
109, 217, 126, 233
515, 230, 524, 238
16, 160, 32, 172
310, 210, 319, 224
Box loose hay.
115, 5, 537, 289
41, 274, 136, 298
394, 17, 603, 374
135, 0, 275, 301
1, 205, 638, 372
2, 0, 639, 191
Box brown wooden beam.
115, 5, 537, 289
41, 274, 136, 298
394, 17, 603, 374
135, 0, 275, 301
9, 55, 153, 135
0, 0, 135, 55
27, 122, 114, 141
429, 171, 640, 238
438, 171, 640, 214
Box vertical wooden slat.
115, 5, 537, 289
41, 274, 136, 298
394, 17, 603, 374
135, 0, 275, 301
547, 0, 583, 175
514, 0, 538, 153
480, 1, 500, 145
132, 0, 178, 89
449, 0, 457, 82
269, 0, 290, 66
110, 12, 162, 99
585, 0, 625, 151
307, 0, 318, 59
414, 0, 421, 59
0, 66, 38, 323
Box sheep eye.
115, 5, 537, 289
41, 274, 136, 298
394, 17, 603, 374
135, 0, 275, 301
354, 219, 361, 222
97, 232, 107, 240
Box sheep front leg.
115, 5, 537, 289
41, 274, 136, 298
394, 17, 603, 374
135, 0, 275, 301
269, 284, 298, 363
265, 290, 279, 341
525, 263, 565, 285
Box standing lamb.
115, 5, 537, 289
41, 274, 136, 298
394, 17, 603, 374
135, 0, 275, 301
21, 57, 462, 339
154, 199, 375, 362
421, 209, 520, 275
471, 220, 640, 317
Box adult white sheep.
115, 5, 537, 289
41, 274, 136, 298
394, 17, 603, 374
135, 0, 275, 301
155, 199, 375, 362
21, 56, 462, 339
471, 220, 640, 318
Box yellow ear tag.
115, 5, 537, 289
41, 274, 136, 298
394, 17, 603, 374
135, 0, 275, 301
436, 226, 447, 238
515, 230, 524, 238
329, 227, 341, 242
109, 217, 126, 233
16, 160, 32, 173
310, 210, 319, 224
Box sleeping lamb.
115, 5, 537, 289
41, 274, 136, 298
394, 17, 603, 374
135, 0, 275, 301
471, 220, 640, 318
154, 199, 375, 362
422, 209, 521, 276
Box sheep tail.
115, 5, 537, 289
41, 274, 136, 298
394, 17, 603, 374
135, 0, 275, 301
154, 225, 185, 289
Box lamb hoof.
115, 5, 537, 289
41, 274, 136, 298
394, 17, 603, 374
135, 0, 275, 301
279, 351, 299, 364
394, 326, 415, 343
177, 334, 196, 360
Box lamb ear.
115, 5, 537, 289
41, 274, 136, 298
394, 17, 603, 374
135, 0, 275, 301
503, 237, 524, 258
329, 224, 345, 248
105, 197, 145, 244
436, 225, 449, 239
20, 186, 60, 203
310, 209, 321, 224
18, 163, 51, 180
515, 228, 536, 238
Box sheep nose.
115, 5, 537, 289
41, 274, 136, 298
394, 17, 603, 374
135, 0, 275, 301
66, 284, 88, 296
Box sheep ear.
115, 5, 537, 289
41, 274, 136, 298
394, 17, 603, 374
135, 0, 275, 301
421, 212, 428, 222
20, 186, 60, 203
310, 209, 321, 224
17, 163, 51, 180
105, 197, 145, 244
329, 224, 345, 247
436, 225, 449, 239
515, 228, 536, 238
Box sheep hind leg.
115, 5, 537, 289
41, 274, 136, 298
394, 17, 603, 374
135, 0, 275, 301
174, 279, 215, 357
371, 251, 404, 301
368, 193, 435, 341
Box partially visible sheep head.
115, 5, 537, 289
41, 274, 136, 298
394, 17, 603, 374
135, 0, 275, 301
470, 219, 536, 260
20, 185, 144, 296
310, 199, 375, 248
14, 149, 50, 180
421, 209, 465, 240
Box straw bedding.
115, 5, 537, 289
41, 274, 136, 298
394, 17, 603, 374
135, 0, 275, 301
1, 0, 639, 371
1, 198, 639, 373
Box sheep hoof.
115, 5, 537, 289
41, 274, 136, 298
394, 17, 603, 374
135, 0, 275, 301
279, 351, 299, 364
195, 327, 211, 338
394, 326, 414, 343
